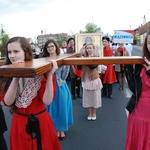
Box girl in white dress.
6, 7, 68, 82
82, 43, 103, 121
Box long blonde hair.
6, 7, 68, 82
83, 42, 95, 57
82, 43, 97, 81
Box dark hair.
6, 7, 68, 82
67, 37, 75, 44
0, 36, 33, 114
83, 43, 86, 46
142, 29, 150, 60
102, 36, 110, 42
41, 39, 60, 57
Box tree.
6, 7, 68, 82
80, 22, 101, 33
55, 33, 75, 47
0, 25, 9, 57
55, 33, 68, 46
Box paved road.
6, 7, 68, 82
3, 45, 141, 150
60, 45, 142, 150
132, 45, 142, 56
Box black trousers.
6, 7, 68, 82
0, 105, 8, 150
102, 83, 112, 97
76, 76, 82, 96
70, 77, 76, 96
0, 134, 8, 150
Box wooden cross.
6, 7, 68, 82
0, 53, 144, 77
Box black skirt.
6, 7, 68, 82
0, 105, 7, 134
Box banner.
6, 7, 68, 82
112, 30, 134, 43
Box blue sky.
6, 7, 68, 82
0, 0, 149, 41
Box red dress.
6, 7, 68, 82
1, 75, 61, 150
102, 46, 117, 84
117, 47, 127, 56
76, 66, 82, 77
126, 68, 150, 150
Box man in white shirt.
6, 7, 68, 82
125, 43, 133, 56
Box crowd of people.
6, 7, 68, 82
0, 29, 150, 150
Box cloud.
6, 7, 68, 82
0, 0, 150, 42
0, 0, 54, 15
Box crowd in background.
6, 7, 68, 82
3, 33, 150, 150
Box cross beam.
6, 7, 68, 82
0, 53, 80, 77
0, 54, 144, 77
62, 56, 144, 65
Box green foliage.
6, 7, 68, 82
55, 34, 75, 46
80, 22, 101, 33
55, 34, 68, 47
0, 28, 9, 57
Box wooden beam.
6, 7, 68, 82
0, 53, 80, 77
63, 56, 144, 65
0, 55, 144, 77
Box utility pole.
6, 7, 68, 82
142, 15, 147, 43
0, 24, 4, 58
41, 29, 46, 48
143, 15, 146, 24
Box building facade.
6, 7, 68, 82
37, 33, 68, 48
135, 21, 150, 45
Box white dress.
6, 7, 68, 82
82, 68, 103, 108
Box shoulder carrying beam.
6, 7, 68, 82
0, 53, 144, 77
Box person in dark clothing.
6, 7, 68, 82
75, 65, 82, 98
67, 37, 81, 99
0, 102, 8, 150
67, 38, 75, 53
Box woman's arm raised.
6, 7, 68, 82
43, 60, 58, 105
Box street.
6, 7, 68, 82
3, 45, 142, 150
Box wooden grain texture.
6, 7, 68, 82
63, 56, 144, 65
0, 53, 80, 77
0, 55, 144, 77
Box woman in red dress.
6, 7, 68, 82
0, 37, 61, 150
102, 36, 117, 99
125, 29, 150, 150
